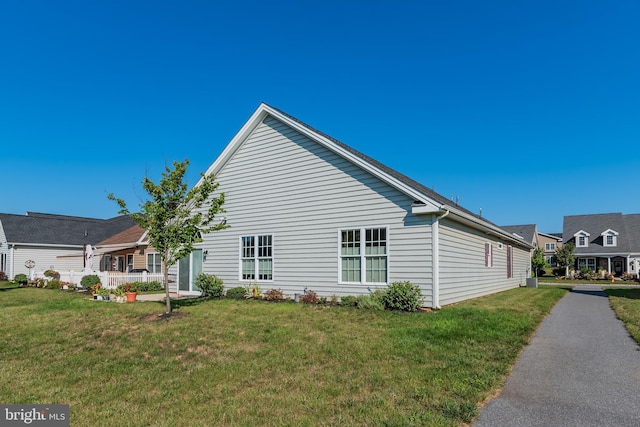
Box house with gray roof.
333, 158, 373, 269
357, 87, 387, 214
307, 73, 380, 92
563, 213, 640, 278
173, 103, 533, 307
501, 224, 539, 249
0, 212, 135, 279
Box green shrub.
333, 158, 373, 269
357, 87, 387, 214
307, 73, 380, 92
14, 274, 28, 285
552, 267, 565, 277
340, 295, 357, 307
300, 290, 319, 304
133, 281, 164, 292
81, 275, 101, 289
383, 281, 422, 312
264, 288, 285, 302
357, 290, 386, 311
195, 274, 224, 298
45, 279, 61, 289
226, 286, 246, 299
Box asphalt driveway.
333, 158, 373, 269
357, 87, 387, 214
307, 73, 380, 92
474, 285, 640, 427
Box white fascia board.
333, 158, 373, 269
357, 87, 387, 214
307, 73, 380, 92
574, 230, 590, 237
445, 207, 534, 249
199, 105, 271, 183
411, 203, 444, 214
8, 242, 83, 249
262, 105, 442, 207
538, 231, 562, 241
200, 103, 443, 209
575, 252, 629, 257
601, 229, 619, 236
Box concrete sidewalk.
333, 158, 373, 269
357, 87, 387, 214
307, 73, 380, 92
474, 286, 640, 427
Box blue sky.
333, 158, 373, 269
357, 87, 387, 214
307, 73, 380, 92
1, 0, 638, 233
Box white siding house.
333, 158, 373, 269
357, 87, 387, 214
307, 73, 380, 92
173, 104, 532, 308
0, 212, 135, 280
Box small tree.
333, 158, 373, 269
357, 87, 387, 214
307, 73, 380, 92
108, 159, 228, 313
531, 248, 547, 278
555, 242, 575, 277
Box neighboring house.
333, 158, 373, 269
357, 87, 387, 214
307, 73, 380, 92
172, 103, 533, 308
538, 232, 563, 267
500, 225, 563, 267
563, 213, 640, 277
93, 224, 163, 274
501, 224, 539, 250
0, 212, 135, 279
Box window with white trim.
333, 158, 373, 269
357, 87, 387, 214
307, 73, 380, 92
574, 230, 590, 248
601, 229, 618, 247
241, 235, 273, 281
146, 253, 162, 273
340, 227, 388, 284
545, 243, 556, 251
577, 258, 596, 270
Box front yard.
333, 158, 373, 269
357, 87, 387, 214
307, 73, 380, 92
0, 283, 568, 426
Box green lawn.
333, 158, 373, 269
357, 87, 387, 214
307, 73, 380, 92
0, 282, 567, 426
606, 288, 640, 343
538, 276, 638, 285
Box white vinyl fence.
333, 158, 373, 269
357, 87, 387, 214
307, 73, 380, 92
31, 270, 164, 289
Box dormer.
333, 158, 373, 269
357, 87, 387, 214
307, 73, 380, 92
601, 229, 619, 247
574, 230, 590, 248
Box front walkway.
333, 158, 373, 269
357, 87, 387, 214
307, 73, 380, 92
474, 285, 640, 426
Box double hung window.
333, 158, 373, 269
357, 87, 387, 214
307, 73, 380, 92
340, 227, 388, 284
241, 235, 273, 281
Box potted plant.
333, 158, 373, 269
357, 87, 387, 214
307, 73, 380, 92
91, 283, 102, 300
122, 283, 137, 302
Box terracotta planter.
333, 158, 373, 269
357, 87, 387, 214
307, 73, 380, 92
126, 292, 137, 302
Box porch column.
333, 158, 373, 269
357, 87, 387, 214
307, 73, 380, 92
607, 257, 611, 274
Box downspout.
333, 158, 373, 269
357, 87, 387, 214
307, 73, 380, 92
431, 209, 450, 309
9, 244, 15, 280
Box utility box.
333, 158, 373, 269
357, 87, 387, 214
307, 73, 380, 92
526, 278, 538, 288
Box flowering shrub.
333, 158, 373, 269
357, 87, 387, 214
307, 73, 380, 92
244, 283, 262, 299
44, 269, 60, 280
0, 271, 7, 281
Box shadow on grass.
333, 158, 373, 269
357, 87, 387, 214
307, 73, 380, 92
149, 296, 207, 310
0, 283, 21, 291
605, 288, 640, 300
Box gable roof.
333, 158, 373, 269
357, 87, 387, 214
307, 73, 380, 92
563, 213, 640, 254
500, 224, 538, 246
95, 224, 146, 246
538, 231, 563, 241
202, 103, 532, 249
0, 212, 136, 246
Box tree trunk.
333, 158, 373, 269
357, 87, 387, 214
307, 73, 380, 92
163, 254, 171, 313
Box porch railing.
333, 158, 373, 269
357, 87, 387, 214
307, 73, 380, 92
31, 270, 165, 289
